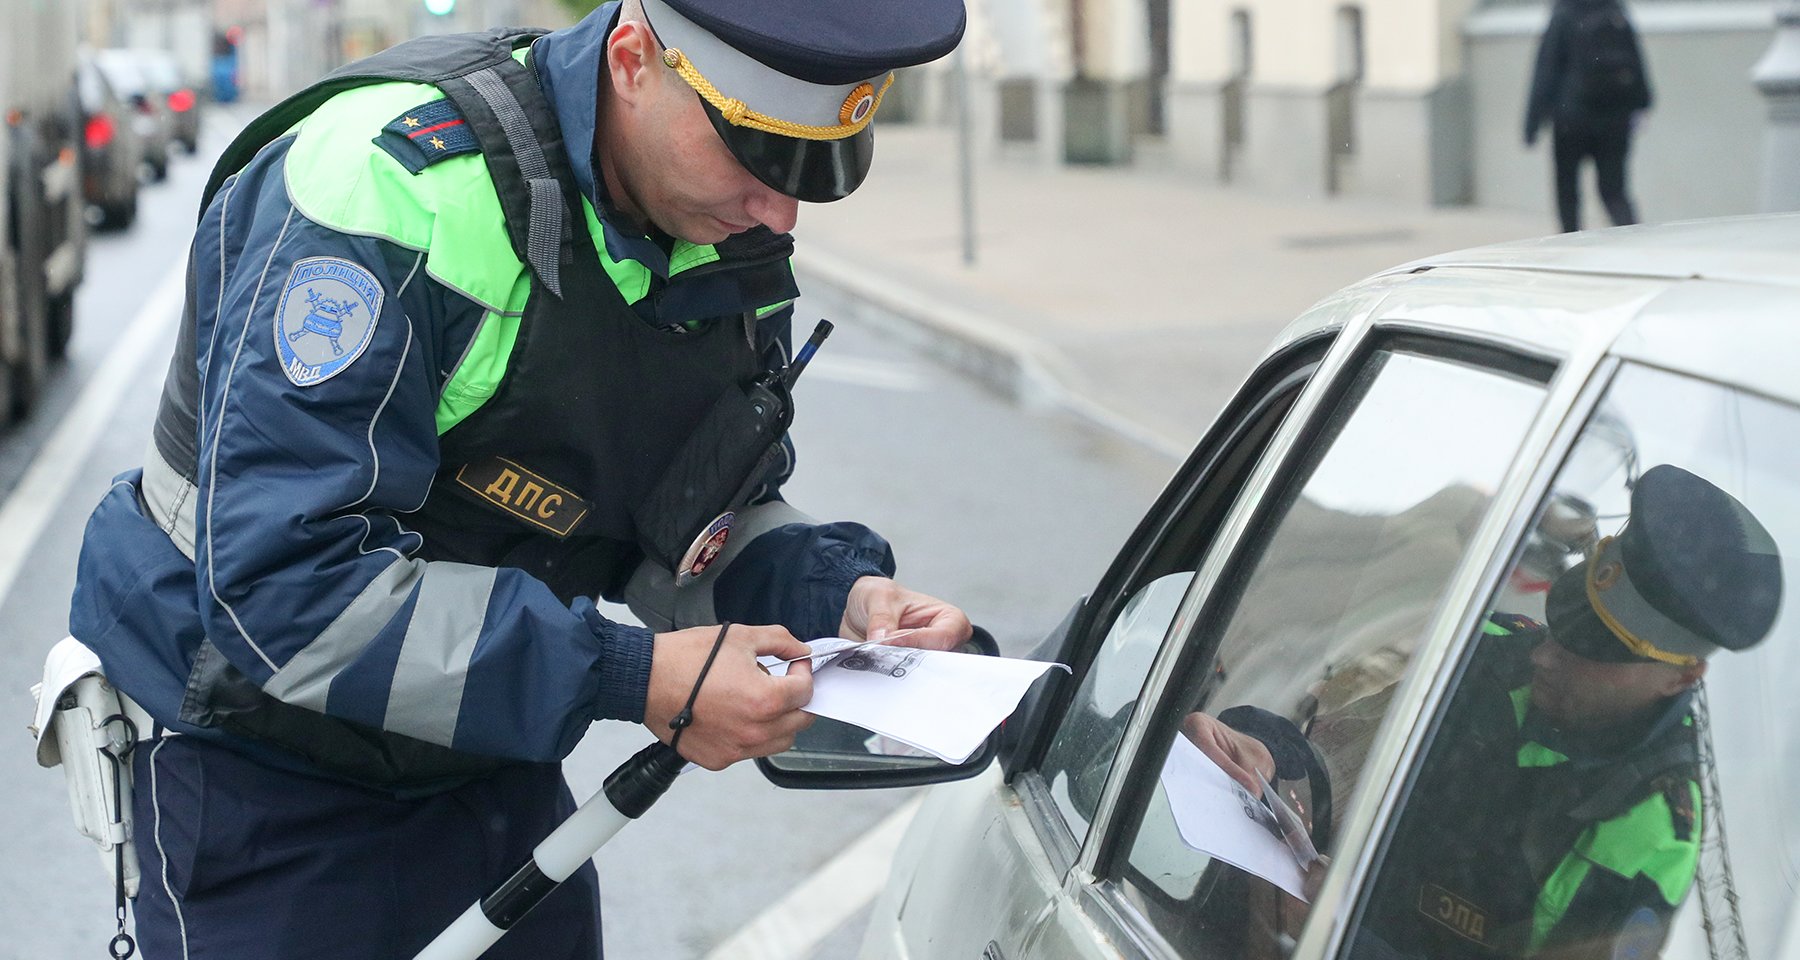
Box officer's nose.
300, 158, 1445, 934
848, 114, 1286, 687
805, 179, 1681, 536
745, 184, 799, 234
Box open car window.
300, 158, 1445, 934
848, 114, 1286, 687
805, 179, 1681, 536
1350, 363, 1800, 960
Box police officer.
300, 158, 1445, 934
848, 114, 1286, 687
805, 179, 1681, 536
1190, 464, 1782, 959
67, 1, 970, 956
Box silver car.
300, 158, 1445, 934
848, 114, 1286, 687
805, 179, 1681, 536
760, 216, 1800, 960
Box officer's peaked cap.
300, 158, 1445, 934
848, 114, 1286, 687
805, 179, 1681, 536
641, 0, 965, 202
1546, 464, 1783, 665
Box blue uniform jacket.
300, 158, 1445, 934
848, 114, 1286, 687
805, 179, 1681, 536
68, 8, 894, 772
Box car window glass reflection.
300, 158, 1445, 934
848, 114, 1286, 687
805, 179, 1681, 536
1046, 571, 1196, 837
1355, 364, 1800, 960
1118, 349, 1546, 958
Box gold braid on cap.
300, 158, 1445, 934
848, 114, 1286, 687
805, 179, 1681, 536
1584, 535, 1701, 666
661, 48, 892, 141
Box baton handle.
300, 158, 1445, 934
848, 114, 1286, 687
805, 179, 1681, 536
413, 742, 687, 960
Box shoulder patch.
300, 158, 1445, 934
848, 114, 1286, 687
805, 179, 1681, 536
274, 258, 385, 387
374, 99, 479, 174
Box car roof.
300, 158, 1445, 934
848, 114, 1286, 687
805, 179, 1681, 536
1387, 214, 1800, 288
1270, 214, 1800, 406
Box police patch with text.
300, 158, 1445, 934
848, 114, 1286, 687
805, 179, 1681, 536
1418, 883, 1490, 944
454, 458, 593, 538
274, 257, 384, 387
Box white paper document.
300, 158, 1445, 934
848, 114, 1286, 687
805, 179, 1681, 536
762, 639, 1068, 764
1158, 734, 1312, 901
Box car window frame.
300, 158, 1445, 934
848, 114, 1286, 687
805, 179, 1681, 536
1011, 332, 1335, 871
1065, 326, 1603, 960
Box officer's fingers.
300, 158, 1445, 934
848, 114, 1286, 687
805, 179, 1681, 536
844, 577, 901, 640
1216, 756, 1262, 794
745, 625, 809, 662
734, 708, 811, 758
770, 669, 814, 711
757, 709, 814, 752
901, 606, 973, 652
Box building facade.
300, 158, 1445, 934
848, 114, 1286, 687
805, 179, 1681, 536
950, 0, 1782, 219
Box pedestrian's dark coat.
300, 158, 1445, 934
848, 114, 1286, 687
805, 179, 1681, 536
1524, 0, 1652, 145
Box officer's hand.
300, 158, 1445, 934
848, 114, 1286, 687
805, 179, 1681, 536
1181, 711, 1275, 794
643, 624, 815, 771
840, 576, 973, 652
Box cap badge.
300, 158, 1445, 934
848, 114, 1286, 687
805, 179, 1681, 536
840, 83, 876, 125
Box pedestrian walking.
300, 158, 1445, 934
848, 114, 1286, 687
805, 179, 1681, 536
1524, 0, 1653, 232
63, 1, 973, 956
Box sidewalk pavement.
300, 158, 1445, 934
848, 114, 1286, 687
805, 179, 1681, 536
793, 126, 1552, 460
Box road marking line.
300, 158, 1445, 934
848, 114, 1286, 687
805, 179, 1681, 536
703, 796, 922, 960
0, 266, 184, 601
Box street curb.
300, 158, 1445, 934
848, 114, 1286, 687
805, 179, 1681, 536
795, 249, 1189, 461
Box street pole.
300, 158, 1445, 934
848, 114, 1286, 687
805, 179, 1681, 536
1753, 0, 1800, 211
954, 45, 977, 267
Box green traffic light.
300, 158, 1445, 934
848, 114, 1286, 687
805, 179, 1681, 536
425, 0, 455, 14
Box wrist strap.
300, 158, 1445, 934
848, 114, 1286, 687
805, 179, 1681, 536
668, 622, 732, 756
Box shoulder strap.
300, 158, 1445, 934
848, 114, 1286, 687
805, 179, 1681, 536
1566, 739, 1700, 824
197, 28, 545, 222
438, 55, 582, 298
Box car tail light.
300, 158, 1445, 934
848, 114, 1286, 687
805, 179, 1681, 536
168, 89, 195, 113
84, 113, 115, 149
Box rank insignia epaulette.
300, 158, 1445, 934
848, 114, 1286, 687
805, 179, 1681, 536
374, 99, 480, 174
1488, 612, 1545, 635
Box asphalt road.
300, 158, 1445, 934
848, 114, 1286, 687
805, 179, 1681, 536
0, 110, 1174, 960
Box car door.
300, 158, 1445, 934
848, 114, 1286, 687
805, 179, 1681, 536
1009, 271, 1675, 960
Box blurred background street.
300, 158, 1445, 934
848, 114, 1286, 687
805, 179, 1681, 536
3, 0, 1797, 957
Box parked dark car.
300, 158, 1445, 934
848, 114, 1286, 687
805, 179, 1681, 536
74, 52, 142, 229
92, 49, 169, 182
133, 49, 200, 154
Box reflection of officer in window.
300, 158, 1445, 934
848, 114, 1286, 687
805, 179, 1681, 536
1372, 464, 1782, 959
1194, 464, 1782, 959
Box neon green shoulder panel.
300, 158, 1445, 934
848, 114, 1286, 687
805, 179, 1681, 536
283, 81, 527, 319
1581, 783, 1701, 904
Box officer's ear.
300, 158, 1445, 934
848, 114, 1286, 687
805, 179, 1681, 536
605, 19, 661, 109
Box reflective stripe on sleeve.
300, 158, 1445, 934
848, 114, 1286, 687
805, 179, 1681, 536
263, 558, 425, 710
384, 562, 498, 744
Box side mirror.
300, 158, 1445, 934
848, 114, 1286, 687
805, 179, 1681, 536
755, 626, 1003, 790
